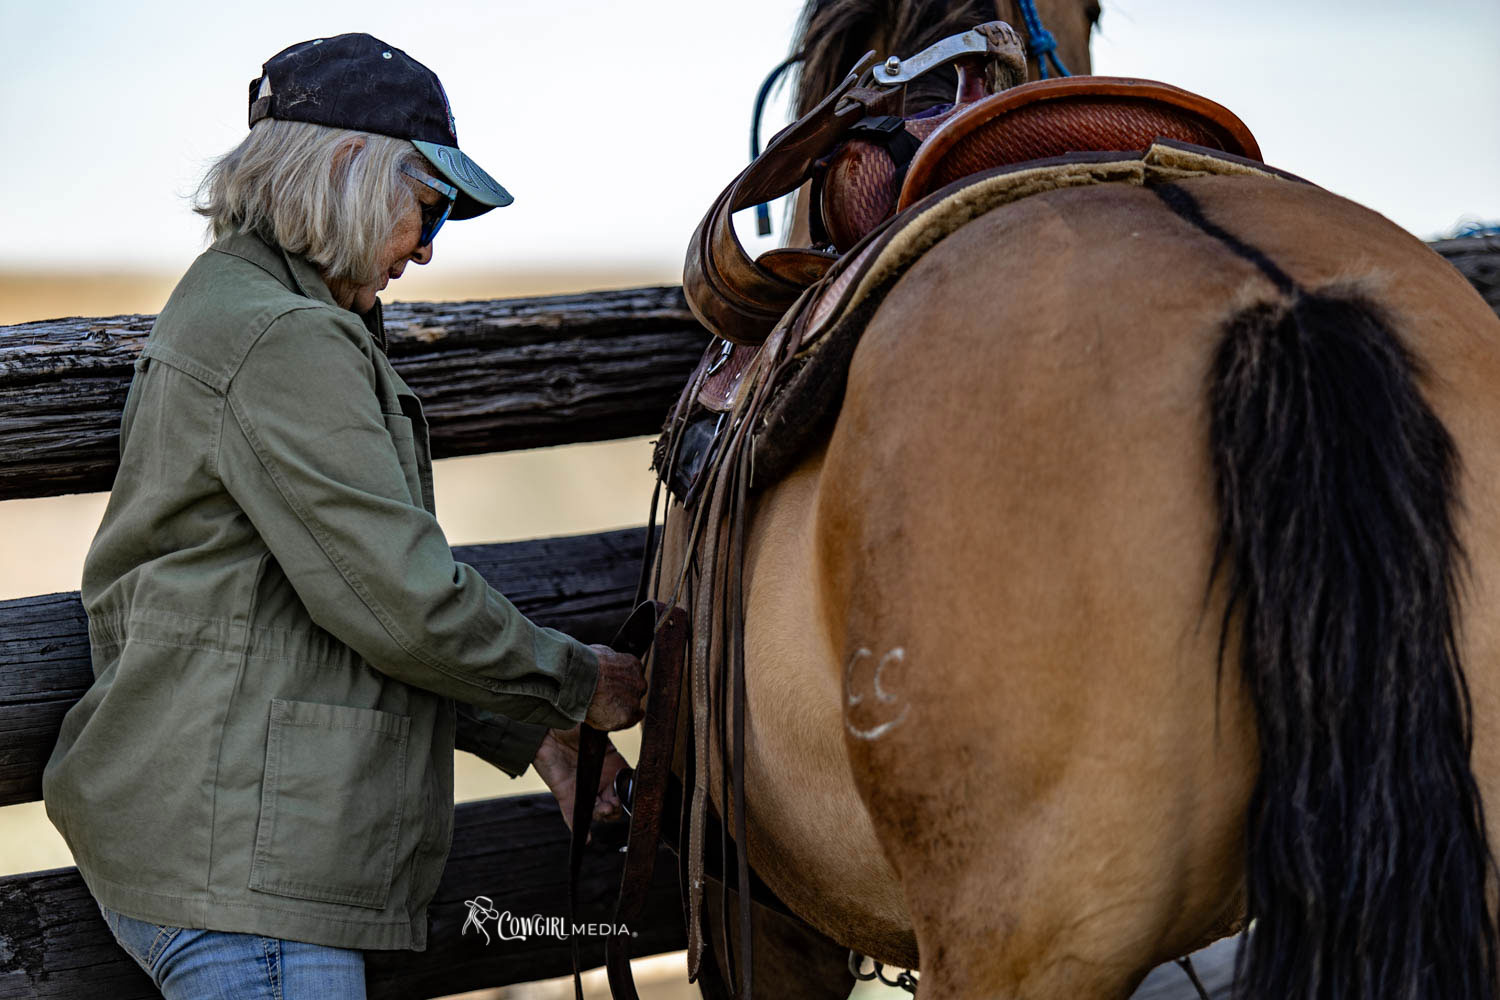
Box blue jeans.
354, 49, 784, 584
100, 905, 366, 999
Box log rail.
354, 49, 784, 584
2, 243, 1496, 997
0, 286, 707, 501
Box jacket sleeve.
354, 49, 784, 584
455, 704, 551, 778
218, 306, 599, 729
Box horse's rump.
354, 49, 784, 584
659, 77, 1500, 991
810, 175, 1500, 994
646, 4, 1500, 995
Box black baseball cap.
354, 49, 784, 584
248, 33, 512, 219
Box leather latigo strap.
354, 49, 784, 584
569, 724, 608, 1000
570, 601, 686, 1000
604, 604, 688, 1000
683, 54, 892, 346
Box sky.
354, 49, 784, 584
2, 0, 1497, 278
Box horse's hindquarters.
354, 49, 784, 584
814, 176, 1500, 996
733, 454, 922, 963
657, 457, 919, 968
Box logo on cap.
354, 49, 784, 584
436, 80, 457, 142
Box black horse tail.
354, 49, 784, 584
1207, 274, 1498, 997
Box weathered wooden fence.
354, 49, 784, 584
2, 233, 1497, 998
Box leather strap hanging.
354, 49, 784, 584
684, 20, 1030, 347
570, 601, 686, 1000
603, 604, 689, 999
569, 725, 609, 1000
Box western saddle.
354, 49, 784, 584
665, 20, 1277, 507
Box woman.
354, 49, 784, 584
42, 33, 643, 999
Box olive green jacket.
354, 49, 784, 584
42, 231, 599, 951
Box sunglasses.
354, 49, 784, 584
398, 162, 458, 246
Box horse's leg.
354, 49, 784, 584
815, 186, 1267, 996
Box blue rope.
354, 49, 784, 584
1014, 0, 1071, 79
750, 55, 801, 237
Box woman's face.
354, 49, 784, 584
326, 165, 444, 313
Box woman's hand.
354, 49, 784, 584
532, 725, 630, 832
583, 644, 647, 731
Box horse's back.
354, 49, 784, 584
811, 174, 1500, 995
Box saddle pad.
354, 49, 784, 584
746, 141, 1304, 488
659, 141, 1304, 504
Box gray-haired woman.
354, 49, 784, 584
42, 34, 642, 1000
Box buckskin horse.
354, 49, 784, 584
627, 1, 1500, 997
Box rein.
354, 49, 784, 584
750, 55, 803, 237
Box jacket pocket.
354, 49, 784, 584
397, 392, 435, 513
381, 411, 425, 510
249, 699, 411, 909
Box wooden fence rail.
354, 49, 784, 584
0, 286, 708, 501
0, 529, 646, 809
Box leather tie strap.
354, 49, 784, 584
570, 601, 672, 1000
604, 604, 689, 999
569, 739, 609, 997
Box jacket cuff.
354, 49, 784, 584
549, 632, 602, 724
455, 704, 550, 778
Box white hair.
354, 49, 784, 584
195, 117, 422, 284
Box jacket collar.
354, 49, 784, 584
210, 229, 388, 352
210, 230, 337, 306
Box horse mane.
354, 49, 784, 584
789, 0, 1008, 118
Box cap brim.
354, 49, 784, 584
411, 140, 513, 220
